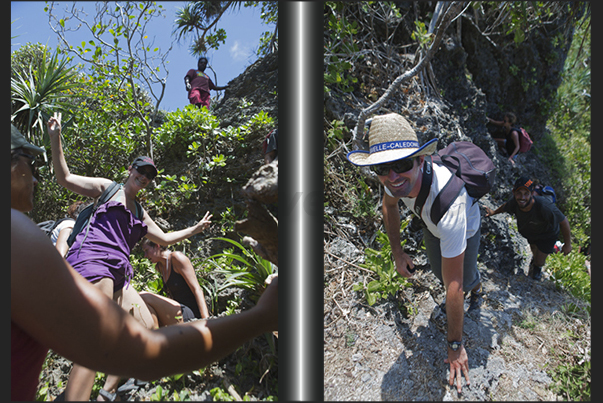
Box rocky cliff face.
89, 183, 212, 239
214, 50, 278, 128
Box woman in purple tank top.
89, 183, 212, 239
48, 113, 213, 401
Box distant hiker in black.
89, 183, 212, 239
485, 176, 572, 280
487, 112, 521, 165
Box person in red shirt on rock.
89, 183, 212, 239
184, 56, 229, 109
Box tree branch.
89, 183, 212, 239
352, 1, 467, 150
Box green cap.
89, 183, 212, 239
11, 124, 45, 156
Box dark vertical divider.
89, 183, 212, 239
279, 2, 324, 401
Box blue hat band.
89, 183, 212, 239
369, 140, 419, 154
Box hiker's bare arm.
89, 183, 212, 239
143, 210, 212, 247
47, 112, 111, 198
485, 203, 506, 217
11, 209, 277, 381
382, 192, 414, 277
560, 218, 572, 255
487, 117, 503, 126
508, 130, 520, 162
441, 252, 470, 392
55, 226, 73, 257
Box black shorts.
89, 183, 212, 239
180, 304, 198, 322
529, 235, 558, 254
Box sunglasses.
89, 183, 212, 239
134, 165, 157, 180
370, 158, 416, 176
13, 152, 41, 177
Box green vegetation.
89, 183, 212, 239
535, 20, 591, 398
538, 12, 591, 250
547, 251, 590, 306
13, 5, 277, 398
353, 219, 412, 306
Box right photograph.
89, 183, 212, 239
323, 2, 590, 401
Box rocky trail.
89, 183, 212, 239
323, 218, 590, 401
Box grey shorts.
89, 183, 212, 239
423, 226, 481, 293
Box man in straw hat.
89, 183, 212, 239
347, 113, 483, 393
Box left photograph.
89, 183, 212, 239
11, 1, 278, 401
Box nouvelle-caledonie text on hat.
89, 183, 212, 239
346, 113, 438, 166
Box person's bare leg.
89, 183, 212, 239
530, 244, 548, 267
139, 291, 185, 327
529, 244, 549, 280
64, 278, 114, 401
119, 285, 157, 330
96, 285, 158, 400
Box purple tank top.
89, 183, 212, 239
66, 200, 147, 291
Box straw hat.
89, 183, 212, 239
346, 113, 437, 166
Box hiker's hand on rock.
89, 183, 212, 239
394, 251, 415, 278
445, 345, 470, 393
484, 207, 494, 217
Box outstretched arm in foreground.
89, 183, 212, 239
11, 208, 277, 381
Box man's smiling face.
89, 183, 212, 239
376, 156, 424, 199
513, 187, 533, 209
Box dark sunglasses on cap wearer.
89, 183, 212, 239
12, 151, 41, 177
134, 164, 156, 180
370, 157, 416, 176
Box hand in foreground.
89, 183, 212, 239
444, 345, 471, 393
47, 112, 62, 138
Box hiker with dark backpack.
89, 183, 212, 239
47, 112, 214, 401
346, 113, 496, 394
487, 112, 532, 165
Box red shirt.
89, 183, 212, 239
11, 321, 48, 401
185, 69, 217, 94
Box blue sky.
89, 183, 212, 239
11, 1, 275, 112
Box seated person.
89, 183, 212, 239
139, 238, 210, 327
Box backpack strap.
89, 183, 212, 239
135, 201, 144, 220
430, 174, 465, 226
413, 156, 433, 218
413, 156, 465, 227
